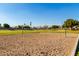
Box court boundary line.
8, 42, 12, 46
71, 34, 79, 56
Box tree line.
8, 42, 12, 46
0, 23, 31, 30
0, 18, 79, 30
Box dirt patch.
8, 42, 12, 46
0, 33, 78, 56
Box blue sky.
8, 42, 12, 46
0, 3, 79, 27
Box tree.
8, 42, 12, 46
3, 23, 10, 29
0, 24, 1, 28
24, 25, 31, 30
51, 25, 60, 29
62, 19, 79, 29
18, 25, 23, 29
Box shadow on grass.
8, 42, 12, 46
75, 40, 79, 56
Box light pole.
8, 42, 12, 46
22, 24, 24, 39
65, 23, 67, 38
65, 27, 67, 38
30, 21, 32, 29
30, 22, 32, 26
22, 23, 26, 39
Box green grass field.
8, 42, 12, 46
0, 29, 79, 35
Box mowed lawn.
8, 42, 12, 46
0, 29, 79, 35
